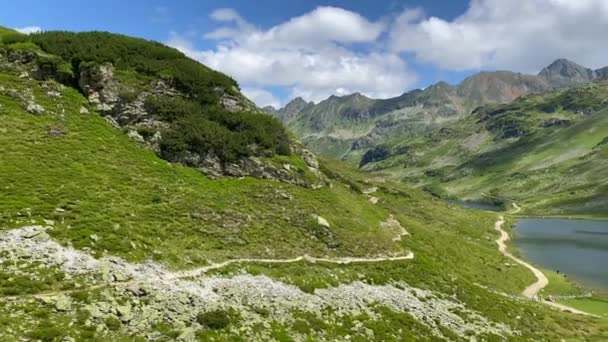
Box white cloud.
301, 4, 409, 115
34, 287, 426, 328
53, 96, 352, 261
168, 6, 416, 106
242, 87, 282, 108
390, 0, 608, 72
14, 26, 42, 34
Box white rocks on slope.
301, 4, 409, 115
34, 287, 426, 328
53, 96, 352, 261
0, 226, 514, 339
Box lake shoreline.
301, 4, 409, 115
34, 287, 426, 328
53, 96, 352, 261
512, 217, 608, 294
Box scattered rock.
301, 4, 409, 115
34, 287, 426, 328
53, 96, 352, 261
26, 101, 45, 115
127, 129, 145, 143
104, 115, 121, 129
47, 125, 66, 137
381, 215, 409, 241
0, 226, 514, 340
317, 216, 330, 228
46, 90, 61, 97
54, 295, 72, 311
116, 305, 133, 322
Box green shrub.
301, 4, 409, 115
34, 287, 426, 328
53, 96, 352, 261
29, 31, 239, 104
118, 89, 138, 102
104, 316, 122, 331
26, 31, 293, 164
196, 310, 230, 330
136, 126, 157, 139
1, 33, 29, 45
27, 320, 65, 341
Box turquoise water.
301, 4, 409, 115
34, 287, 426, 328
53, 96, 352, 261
514, 218, 608, 291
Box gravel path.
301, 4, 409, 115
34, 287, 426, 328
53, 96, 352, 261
494, 215, 548, 298
495, 204, 597, 316
172, 252, 415, 279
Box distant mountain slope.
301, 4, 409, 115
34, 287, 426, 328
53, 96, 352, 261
538, 59, 599, 88
269, 59, 608, 162
363, 81, 608, 216
267, 59, 608, 215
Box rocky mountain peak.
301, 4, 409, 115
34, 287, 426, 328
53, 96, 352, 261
263, 105, 277, 113
539, 58, 596, 88
284, 96, 308, 108
270, 96, 312, 123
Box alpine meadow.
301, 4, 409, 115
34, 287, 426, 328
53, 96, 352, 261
1, 1, 608, 341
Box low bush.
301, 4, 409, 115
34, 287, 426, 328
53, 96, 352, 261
196, 310, 231, 330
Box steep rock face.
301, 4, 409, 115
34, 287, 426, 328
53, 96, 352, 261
456, 71, 551, 103
538, 59, 596, 88
78, 63, 120, 112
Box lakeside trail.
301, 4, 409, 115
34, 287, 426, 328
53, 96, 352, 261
496, 203, 597, 316
494, 215, 549, 298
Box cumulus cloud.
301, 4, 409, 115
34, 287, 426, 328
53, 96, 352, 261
241, 87, 282, 108
14, 26, 42, 34
168, 6, 416, 105
168, 1, 608, 107
390, 0, 608, 72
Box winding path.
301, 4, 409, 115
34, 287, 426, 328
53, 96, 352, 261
495, 204, 596, 316
494, 215, 548, 298
172, 252, 415, 279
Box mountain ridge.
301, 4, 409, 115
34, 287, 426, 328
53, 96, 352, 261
273, 58, 608, 121
267, 58, 608, 162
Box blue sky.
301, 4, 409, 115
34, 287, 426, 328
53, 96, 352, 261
3, 1, 608, 107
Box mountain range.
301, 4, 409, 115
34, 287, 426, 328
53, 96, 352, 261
266, 58, 608, 158
266, 59, 608, 215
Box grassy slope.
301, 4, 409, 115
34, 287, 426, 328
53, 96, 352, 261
2, 71, 607, 339
0, 26, 17, 38
0, 73, 407, 268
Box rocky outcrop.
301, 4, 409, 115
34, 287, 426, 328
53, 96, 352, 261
173, 148, 327, 189
215, 86, 260, 113
1, 50, 323, 187
78, 63, 120, 112
0, 85, 47, 115
73, 65, 324, 187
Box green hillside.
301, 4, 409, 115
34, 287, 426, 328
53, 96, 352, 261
1, 27, 607, 340
360, 81, 608, 216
